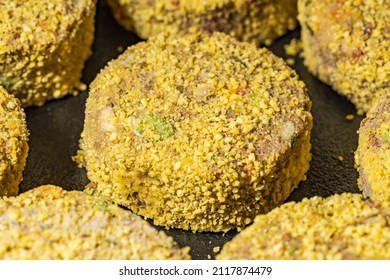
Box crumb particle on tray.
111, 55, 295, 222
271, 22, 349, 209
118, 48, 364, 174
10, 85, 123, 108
284, 38, 302, 56
345, 114, 355, 121
213, 246, 221, 253
286, 58, 295, 66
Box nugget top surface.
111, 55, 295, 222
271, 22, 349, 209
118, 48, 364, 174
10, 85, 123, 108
356, 91, 390, 207
217, 193, 390, 260
298, 0, 390, 114
107, 0, 297, 45
0, 185, 190, 260
77, 32, 312, 232
0, 86, 28, 196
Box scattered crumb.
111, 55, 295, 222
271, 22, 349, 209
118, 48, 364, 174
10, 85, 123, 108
207, 254, 211, 259
286, 58, 295, 66
117, 45, 124, 52
338, 155, 344, 162
213, 246, 221, 253
345, 114, 355, 121
284, 38, 302, 56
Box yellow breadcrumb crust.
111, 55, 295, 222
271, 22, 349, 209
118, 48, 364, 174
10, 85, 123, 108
107, 0, 297, 45
356, 91, 390, 207
0, 0, 96, 107
298, 0, 390, 114
76, 32, 312, 232
0, 86, 28, 196
0, 185, 191, 260
217, 193, 390, 260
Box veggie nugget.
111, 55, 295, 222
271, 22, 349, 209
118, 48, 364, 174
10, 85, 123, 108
356, 91, 390, 208
0, 0, 96, 107
0, 86, 28, 197
298, 0, 390, 114
107, 0, 298, 45
217, 193, 390, 259
76, 32, 313, 232
0, 185, 190, 260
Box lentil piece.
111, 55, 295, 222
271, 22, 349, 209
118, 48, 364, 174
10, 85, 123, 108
107, 0, 298, 45
217, 193, 390, 259
0, 0, 96, 107
355, 91, 390, 207
76, 32, 313, 232
0, 185, 190, 260
298, 0, 390, 114
0, 86, 29, 196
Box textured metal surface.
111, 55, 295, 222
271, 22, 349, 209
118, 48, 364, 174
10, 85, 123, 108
20, 0, 362, 260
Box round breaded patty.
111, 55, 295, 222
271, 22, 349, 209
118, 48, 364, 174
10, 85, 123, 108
76, 32, 312, 232
298, 0, 390, 114
0, 86, 28, 197
356, 91, 390, 207
0, 0, 96, 107
0, 185, 190, 260
217, 193, 390, 260
107, 0, 297, 45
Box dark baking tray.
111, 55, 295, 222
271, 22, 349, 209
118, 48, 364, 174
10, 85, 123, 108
20, 0, 362, 260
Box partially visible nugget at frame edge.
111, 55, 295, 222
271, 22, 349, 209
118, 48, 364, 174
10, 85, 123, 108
356, 91, 390, 208
298, 0, 390, 114
107, 0, 298, 46
75, 32, 313, 232
0, 86, 29, 197
217, 193, 390, 260
0, 0, 96, 107
0, 185, 191, 260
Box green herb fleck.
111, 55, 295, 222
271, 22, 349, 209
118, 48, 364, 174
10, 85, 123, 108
94, 201, 109, 214
383, 131, 390, 143
232, 56, 247, 67
133, 114, 174, 141
287, 247, 297, 255
290, 132, 299, 146
306, 24, 315, 36
0, 75, 21, 89
247, 93, 263, 108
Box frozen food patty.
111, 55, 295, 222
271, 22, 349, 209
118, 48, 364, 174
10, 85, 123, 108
298, 0, 390, 114
0, 86, 28, 197
107, 0, 298, 45
356, 91, 390, 207
217, 193, 390, 259
76, 32, 313, 232
0, 0, 96, 107
0, 185, 190, 260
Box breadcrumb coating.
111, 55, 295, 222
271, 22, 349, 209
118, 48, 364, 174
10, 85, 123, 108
0, 0, 96, 107
356, 91, 390, 207
76, 32, 312, 232
217, 193, 390, 260
0, 86, 28, 196
0, 185, 191, 260
107, 0, 298, 45
298, 0, 390, 114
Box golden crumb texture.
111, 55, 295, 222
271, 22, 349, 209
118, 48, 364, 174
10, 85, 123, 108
217, 193, 390, 260
356, 91, 390, 207
298, 0, 390, 114
76, 32, 313, 232
0, 0, 96, 107
107, 0, 297, 45
0, 86, 28, 197
0, 185, 191, 260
